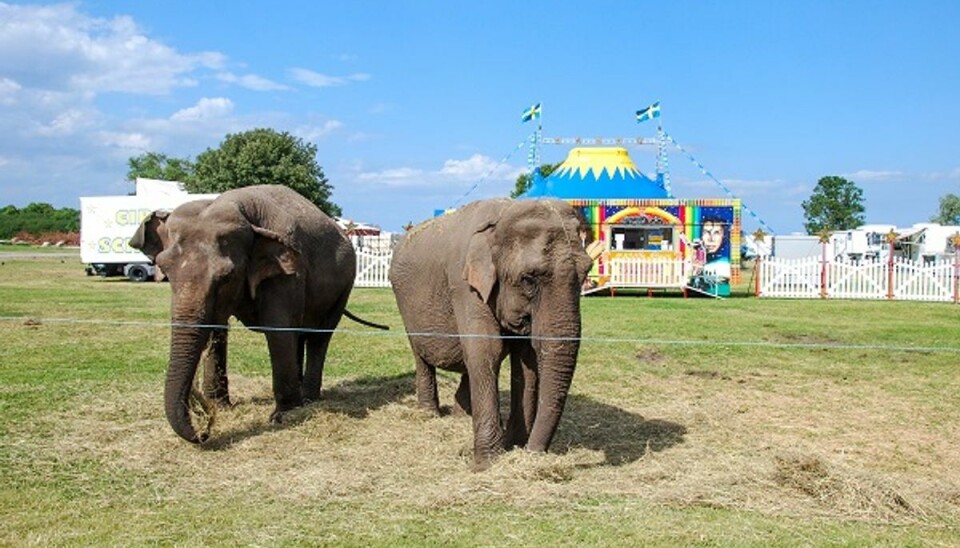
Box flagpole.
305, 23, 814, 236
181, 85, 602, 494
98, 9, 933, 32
536, 102, 542, 174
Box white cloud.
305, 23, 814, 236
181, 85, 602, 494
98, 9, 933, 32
295, 120, 344, 142
922, 168, 960, 181
356, 154, 523, 188
440, 153, 523, 181
0, 77, 20, 104
843, 169, 905, 182
98, 131, 150, 151
289, 68, 371, 88
216, 72, 288, 91
170, 97, 234, 122
357, 167, 425, 185
31, 108, 97, 136
0, 3, 223, 96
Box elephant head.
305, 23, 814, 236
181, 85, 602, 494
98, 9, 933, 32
463, 199, 593, 452
130, 194, 303, 443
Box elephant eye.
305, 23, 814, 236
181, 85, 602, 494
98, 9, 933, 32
520, 272, 541, 295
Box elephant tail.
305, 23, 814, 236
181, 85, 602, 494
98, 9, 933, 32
343, 309, 390, 330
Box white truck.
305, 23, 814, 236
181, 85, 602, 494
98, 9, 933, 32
80, 178, 218, 281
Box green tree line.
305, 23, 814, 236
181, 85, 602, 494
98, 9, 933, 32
0, 203, 80, 239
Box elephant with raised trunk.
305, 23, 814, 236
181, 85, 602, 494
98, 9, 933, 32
389, 198, 593, 469
131, 184, 372, 443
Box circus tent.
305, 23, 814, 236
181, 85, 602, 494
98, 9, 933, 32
523, 147, 669, 200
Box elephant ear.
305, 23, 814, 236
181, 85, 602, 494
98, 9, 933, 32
463, 225, 497, 303
247, 225, 300, 300
130, 210, 170, 261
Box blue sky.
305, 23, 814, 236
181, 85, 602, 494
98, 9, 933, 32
0, 1, 957, 233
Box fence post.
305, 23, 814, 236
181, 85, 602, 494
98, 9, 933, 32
886, 229, 898, 300
752, 229, 766, 298
817, 230, 830, 299
754, 255, 762, 297
952, 233, 960, 304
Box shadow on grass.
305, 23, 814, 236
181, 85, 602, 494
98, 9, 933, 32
200, 372, 416, 451
550, 393, 687, 466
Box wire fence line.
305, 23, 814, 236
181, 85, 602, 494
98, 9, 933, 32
2, 315, 958, 354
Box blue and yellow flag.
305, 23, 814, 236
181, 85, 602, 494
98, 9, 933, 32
636, 101, 661, 123
521, 103, 542, 123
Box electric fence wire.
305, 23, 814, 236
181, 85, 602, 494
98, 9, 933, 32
2, 315, 958, 354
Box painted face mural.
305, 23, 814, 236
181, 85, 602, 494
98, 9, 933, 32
702, 220, 725, 255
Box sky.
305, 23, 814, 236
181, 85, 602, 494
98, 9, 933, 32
0, 1, 957, 234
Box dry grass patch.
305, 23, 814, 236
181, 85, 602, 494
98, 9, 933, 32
23, 361, 956, 527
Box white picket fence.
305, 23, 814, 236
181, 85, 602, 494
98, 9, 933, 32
607, 254, 689, 288
354, 249, 393, 288
757, 256, 958, 302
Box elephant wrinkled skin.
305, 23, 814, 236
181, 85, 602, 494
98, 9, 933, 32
131, 185, 356, 443
389, 198, 592, 469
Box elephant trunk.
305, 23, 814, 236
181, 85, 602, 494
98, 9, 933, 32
165, 310, 213, 443
525, 293, 582, 453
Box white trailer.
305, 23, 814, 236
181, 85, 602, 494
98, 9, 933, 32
80, 179, 217, 281
771, 234, 821, 259
830, 224, 897, 261
898, 223, 960, 263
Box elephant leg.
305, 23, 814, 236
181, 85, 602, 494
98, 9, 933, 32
265, 331, 304, 424
452, 374, 472, 416
415, 354, 441, 414
303, 290, 349, 402
463, 340, 506, 470
303, 332, 333, 402
506, 341, 538, 448
201, 327, 231, 407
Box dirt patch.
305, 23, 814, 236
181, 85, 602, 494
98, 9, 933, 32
635, 347, 669, 366
773, 333, 843, 346
684, 370, 731, 381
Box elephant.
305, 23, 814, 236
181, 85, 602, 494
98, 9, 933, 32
388, 198, 593, 469
131, 184, 379, 443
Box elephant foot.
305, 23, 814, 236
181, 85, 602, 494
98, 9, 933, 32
470, 448, 505, 472
214, 395, 233, 409
471, 458, 494, 473
417, 401, 442, 416
269, 400, 302, 425
269, 409, 284, 424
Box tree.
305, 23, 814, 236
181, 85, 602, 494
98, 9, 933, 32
127, 152, 196, 184
801, 176, 865, 234
931, 193, 960, 225
0, 202, 79, 238
510, 162, 562, 198
189, 128, 341, 216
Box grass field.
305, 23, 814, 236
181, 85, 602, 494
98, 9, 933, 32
2, 250, 959, 545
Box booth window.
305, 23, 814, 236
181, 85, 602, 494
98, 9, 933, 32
610, 225, 674, 251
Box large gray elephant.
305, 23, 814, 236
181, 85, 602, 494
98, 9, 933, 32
131, 184, 371, 443
389, 198, 593, 469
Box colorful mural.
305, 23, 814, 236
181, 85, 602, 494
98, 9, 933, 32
572, 198, 741, 296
